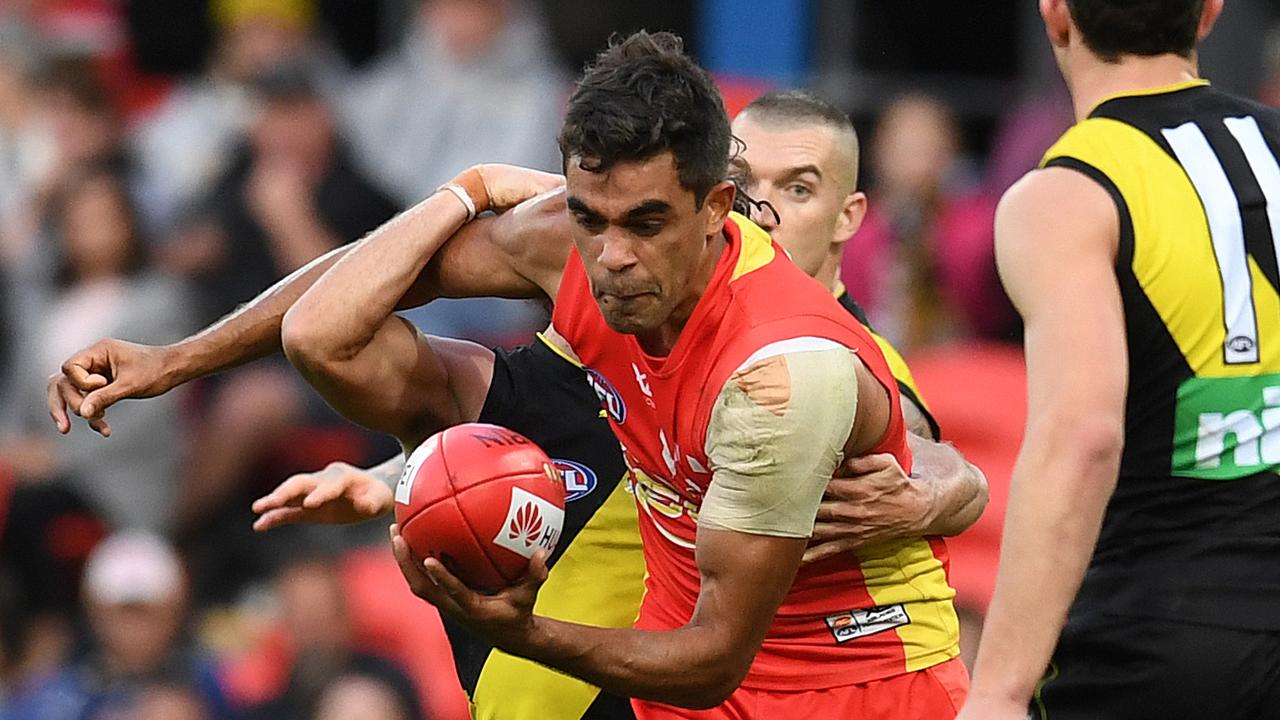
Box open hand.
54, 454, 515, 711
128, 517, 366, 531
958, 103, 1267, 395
390, 523, 547, 650
252, 461, 394, 531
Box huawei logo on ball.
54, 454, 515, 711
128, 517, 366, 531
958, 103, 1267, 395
493, 488, 566, 560
508, 503, 544, 548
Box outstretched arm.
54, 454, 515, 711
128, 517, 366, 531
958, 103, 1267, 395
959, 167, 1126, 720
280, 173, 568, 444
250, 336, 498, 533
48, 166, 568, 436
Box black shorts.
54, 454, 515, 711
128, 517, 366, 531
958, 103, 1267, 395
1032, 612, 1280, 720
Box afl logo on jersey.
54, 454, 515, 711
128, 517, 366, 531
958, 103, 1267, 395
587, 368, 626, 423
553, 459, 598, 502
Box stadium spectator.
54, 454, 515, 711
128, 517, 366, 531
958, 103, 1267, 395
0, 562, 83, 720
0, 170, 192, 533
130, 682, 215, 720
339, 0, 564, 205
149, 63, 395, 544
313, 672, 423, 720
336, 0, 564, 347
161, 61, 397, 325
57, 531, 234, 720
1, 56, 134, 298
131, 0, 321, 233
841, 94, 1015, 352
0, 25, 54, 270
234, 557, 423, 720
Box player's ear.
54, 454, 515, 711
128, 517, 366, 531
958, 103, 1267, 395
1040, 0, 1071, 49
701, 180, 737, 236
1197, 0, 1223, 42
834, 191, 867, 247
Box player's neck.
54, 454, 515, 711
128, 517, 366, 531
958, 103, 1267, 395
635, 231, 729, 357
1067, 52, 1200, 121
813, 251, 842, 294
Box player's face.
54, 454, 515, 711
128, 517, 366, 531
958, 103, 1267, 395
565, 152, 733, 337
730, 115, 862, 280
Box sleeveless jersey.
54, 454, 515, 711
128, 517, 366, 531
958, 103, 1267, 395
1042, 80, 1280, 627
552, 213, 959, 690
447, 337, 644, 719
838, 288, 942, 440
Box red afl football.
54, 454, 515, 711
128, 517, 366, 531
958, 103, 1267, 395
393, 423, 566, 592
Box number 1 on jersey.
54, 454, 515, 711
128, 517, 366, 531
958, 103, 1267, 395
1164, 116, 1280, 365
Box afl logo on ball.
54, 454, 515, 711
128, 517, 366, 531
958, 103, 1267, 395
554, 459, 598, 502
587, 369, 626, 423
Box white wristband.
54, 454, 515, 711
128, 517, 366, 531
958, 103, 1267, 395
440, 183, 477, 222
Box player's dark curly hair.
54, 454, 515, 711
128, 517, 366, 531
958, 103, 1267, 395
1066, 0, 1205, 62
559, 31, 730, 208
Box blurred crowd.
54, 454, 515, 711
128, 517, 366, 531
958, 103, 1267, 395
1, 1, 1279, 719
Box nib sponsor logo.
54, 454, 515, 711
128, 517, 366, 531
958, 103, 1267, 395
508, 503, 544, 548
493, 487, 565, 559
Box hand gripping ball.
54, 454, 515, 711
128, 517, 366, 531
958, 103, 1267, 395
394, 423, 566, 592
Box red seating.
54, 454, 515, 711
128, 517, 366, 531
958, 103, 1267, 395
908, 342, 1026, 611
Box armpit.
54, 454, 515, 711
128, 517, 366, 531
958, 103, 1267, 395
698, 343, 860, 538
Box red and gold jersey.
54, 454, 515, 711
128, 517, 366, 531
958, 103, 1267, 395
551, 214, 959, 690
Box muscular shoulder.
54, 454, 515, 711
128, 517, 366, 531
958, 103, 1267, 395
698, 344, 860, 538
997, 169, 1119, 287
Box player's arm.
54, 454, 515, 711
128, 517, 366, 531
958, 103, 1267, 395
806, 435, 988, 562
393, 346, 890, 708
47, 165, 566, 436
805, 334, 988, 560
280, 170, 568, 442
250, 334, 494, 532
958, 167, 1126, 719
251, 453, 405, 532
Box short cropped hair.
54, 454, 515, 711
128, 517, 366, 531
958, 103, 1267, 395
741, 89, 854, 136
559, 31, 730, 207
1066, 0, 1205, 62
739, 89, 860, 189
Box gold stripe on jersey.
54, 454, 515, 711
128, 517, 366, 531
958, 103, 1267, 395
1045, 117, 1280, 379
470, 476, 645, 719
729, 212, 777, 280
871, 331, 930, 410
855, 538, 961, 671
536, 331, 584, 369
1088, 78, 1209, 112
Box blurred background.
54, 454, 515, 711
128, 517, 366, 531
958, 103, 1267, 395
1, 1, 1278, 718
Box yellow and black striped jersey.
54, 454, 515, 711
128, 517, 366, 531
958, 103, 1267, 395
837, 289, 941, 440
451, 336, 644, 720
1042, 80, 1280, 628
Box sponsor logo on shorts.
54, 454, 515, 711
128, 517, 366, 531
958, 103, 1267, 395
493, 487, 565, 559
553, 459, 598, 502
824, 604, 910, 643
587, 368, 626, 423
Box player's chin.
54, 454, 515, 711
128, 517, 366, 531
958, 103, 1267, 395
598, 296, 660, 335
